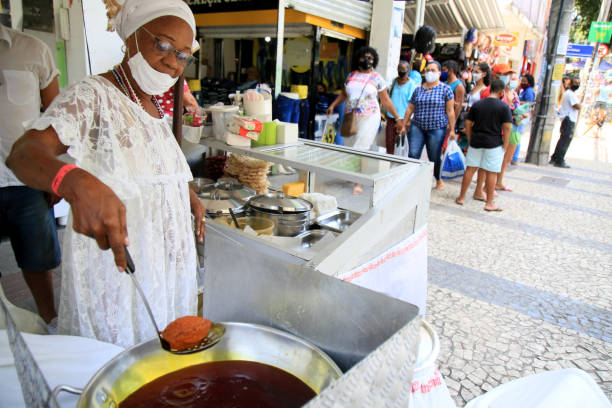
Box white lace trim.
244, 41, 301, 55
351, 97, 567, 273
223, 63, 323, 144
30, 76, 197, 348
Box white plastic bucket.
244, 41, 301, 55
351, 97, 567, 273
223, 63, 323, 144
209, 105, 239, 140
244, 98, 272, 117
408, 318, 456, 408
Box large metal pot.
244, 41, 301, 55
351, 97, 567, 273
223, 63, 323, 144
71, 322, 341, 407
248, 192, 313, 236
197, 179, 256, 217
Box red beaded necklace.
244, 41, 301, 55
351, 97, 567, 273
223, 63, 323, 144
112, 64, 164, 119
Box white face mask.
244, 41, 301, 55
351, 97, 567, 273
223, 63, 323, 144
127, 33, 179, 95
425, 71, 439, 83
472, 72, 483, 82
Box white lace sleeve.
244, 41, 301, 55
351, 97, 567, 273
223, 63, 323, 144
29, 80, 100, 163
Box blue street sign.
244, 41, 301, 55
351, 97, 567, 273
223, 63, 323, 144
566, 43, 594, 58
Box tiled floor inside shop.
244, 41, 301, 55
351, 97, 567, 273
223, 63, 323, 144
1, 119, 611, 406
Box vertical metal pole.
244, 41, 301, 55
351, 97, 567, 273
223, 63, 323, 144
274, 0, 285, 98
419, 0, 426, 29
414, 0, 424, 34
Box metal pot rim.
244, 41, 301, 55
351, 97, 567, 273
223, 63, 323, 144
248, 192, 313, 213
76, 322, 342, 406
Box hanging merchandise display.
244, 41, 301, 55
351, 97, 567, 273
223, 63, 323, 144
414, 25, 437, 54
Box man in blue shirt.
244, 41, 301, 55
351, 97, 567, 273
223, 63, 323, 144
385, 60, 417, 154
513, 74, 536, 164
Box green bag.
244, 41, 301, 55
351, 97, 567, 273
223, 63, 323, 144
510, 130, 521, 145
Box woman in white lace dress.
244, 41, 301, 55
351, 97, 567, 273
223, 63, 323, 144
6, 0, 206, 348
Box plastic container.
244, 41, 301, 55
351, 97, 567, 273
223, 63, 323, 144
276, 121, 299, 144
407, 318, 456, 408
252, 121, 277, 147
244, 98, 272, 117
208, 105, 239, 140
224, 216, 275, 235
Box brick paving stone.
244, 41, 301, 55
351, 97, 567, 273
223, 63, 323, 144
445, 377, 460, 392
599, 372, 612, 382
427, 145, 612, 405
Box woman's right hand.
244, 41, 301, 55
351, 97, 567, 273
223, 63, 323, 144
326, 106, 334, 116
59, 169, 129, 271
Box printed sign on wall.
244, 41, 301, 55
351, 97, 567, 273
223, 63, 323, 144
493, 32, 519, 47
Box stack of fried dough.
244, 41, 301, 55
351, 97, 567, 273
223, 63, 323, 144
225, 154, 271, 194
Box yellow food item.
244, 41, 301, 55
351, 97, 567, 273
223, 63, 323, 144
282, 182, 305, 197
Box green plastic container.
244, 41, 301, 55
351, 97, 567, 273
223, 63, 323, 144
252, 121, 277, 146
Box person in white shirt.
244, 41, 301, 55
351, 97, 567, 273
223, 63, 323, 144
550, 77, 581, 168
0, 24, 60, 327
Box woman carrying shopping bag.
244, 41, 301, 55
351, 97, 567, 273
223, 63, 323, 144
400, 60, 456, 190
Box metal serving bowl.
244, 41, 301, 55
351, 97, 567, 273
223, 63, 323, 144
73, 322, 341, 407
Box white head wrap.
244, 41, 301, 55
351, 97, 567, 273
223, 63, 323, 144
106, 0, 198, 52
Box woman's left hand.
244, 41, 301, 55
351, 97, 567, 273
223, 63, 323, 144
449, 131, 457, 141
190, 189, 206, 242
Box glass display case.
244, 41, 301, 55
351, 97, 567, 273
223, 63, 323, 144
201, 139, 422, 214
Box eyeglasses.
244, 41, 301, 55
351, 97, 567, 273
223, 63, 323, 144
140, 26, 195, 67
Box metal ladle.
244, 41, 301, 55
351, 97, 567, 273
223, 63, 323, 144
124, 248, 225, 354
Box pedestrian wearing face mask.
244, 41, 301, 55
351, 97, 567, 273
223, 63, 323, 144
6, 0, 206, 347
474, 64, 516, 200
442, 60, 465, 126
466, 63, 491, 109
459, 63, 491, 154
327, 46, 401, 194
400, 60, 456, 190
384, 60, 417, 154
495, 72, 520, 192
550, 77, 581, 168
512, 74, 536, 165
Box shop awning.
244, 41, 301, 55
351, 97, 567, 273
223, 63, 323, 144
194, 9, 366, 40
199, 23, 313, 39
403, 0, 505, 39
285, 0, 373, 31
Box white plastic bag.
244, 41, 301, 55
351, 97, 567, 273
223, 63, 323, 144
408, 366, 457, 408
441, 139, 466, 179
395, 132, 409, 157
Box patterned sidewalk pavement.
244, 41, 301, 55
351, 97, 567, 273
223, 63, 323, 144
426, 123, 612, 406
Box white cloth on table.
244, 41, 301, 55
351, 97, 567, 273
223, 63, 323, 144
343, 112, 381, 150
0, 330, 123, 408
29, 76, 197, 348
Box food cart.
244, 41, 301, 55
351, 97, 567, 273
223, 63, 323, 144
196, 137, 435, 405
200, 138, 433, 316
